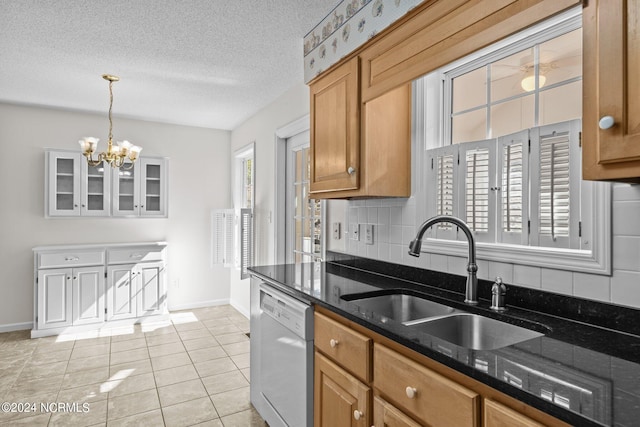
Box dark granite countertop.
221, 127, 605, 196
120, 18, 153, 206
249, 257, 640, 427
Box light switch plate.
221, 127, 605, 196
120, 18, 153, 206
365, 224, 374, 245
350, 223, 360, 241
333, 222, 341, 240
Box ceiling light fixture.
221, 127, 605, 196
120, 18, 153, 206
78, 74, 142, 169
520, 64, 552, 92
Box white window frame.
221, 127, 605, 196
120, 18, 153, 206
418, 7, 611, 275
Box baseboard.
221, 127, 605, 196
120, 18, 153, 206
229, 301, 250, 319
0, 322, 33, 333
168, 298, 230, 312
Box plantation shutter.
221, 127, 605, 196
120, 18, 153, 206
529, 119, 581, 249
427, 145, 459, 240
239, 208, 253, 280
459, 139, 496, 243
497, 130, 529, 245
211, 209, 235, 266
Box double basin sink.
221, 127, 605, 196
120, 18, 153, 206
341, 290, 544, 350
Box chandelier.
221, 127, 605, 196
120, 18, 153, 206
78, 74, 142, 169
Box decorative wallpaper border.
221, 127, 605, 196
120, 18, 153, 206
304, 0, 425, 83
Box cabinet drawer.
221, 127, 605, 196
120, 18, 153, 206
108, 247, 164, 264
38, 251, 105, 268
484, 399, 545, 427
374, 344, 479, 427
315, 312, 372, 382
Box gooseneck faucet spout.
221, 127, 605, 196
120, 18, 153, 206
408, 215, 478, 305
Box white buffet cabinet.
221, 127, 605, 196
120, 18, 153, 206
32, 242, 168, 338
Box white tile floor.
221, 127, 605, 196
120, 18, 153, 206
0, 305, 266, 426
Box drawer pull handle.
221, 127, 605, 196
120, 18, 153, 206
65, 256, 80, 261
599, 115, 615, 130
405, 386, 417, 399
330, 339, 339, 348
353, 410, 363, 420
130, 253, 143, 258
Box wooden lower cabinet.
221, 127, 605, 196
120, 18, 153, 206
314, 307, 570, 427
374, 343, 479, 427
484, 399, 545, 427
373, 395, 421, 427
315, 351, 371, 427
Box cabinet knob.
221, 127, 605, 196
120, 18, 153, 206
330, 339, 339, 348
81, 204, 86, 208
347, 166, 356, 175
599, 115, 615, 130
353, 410, 363, 420
405, 386, 417, 399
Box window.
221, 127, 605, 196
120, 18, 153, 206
234, 144, 255, 279
421, 7, 611, 275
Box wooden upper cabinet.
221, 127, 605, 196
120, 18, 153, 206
309, 57, 412, 199
359, 0, 580, 102
582, 0, 640, 180
310, 57, 360, 195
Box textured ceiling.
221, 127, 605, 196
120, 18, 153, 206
0, 0, 338, 130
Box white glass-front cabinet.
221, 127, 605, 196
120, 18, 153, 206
46, 151, 110, 217
112, 157, 168, 217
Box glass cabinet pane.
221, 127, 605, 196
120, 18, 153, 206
55, 158, 75, 211
117, 168, 135, 212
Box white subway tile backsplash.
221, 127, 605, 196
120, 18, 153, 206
476, 260, 490, 281
338, 189, 640, 307
612, 201, 640, 236
513, 265, 542, 289
430, 253, 448, 273
573, 272, 611, 302
611, 271, 640, 309
447, 256, 467, 276
612, 236, 640, 271
613, 183, 640, 201
541, 269, 573, 296
389, 225, 403, 244
488, 261, 514, 284
389, 244, 404, 264
378, 207, 390, 227
368, 207, 378, 224
390, 206, 403, 225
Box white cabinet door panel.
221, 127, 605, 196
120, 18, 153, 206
107, 264, 137, 321
37, 268, 72, 329
137, 261, 165, 316
73, 266, 105, 325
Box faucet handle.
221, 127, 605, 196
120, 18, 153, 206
491, 277, 507, 311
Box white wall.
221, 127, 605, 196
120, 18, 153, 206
0, 103, 232, 329
228, 83, 310, 316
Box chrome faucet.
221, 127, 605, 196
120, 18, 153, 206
408, 215, 478, 305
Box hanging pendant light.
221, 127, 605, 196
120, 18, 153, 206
78, 74, 142, 169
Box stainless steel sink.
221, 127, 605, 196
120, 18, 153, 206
407, 313, 543, 350
344, 292, 461, 323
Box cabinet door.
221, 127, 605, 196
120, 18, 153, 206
47, 152, 81, 216
139, 158, 167, 217
106, 264, 137, 320
112, 162, 141, 216
315, 351, 370, 427
72, 266, 105, 325
81, 161, 110, 216
136, 261, 165, 316
583, 0, 640, 180
373, 396, 421, 427
310, 57, 360, 195
37, 268, 73, 329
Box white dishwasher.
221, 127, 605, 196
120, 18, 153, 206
258, 282, 313, 427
